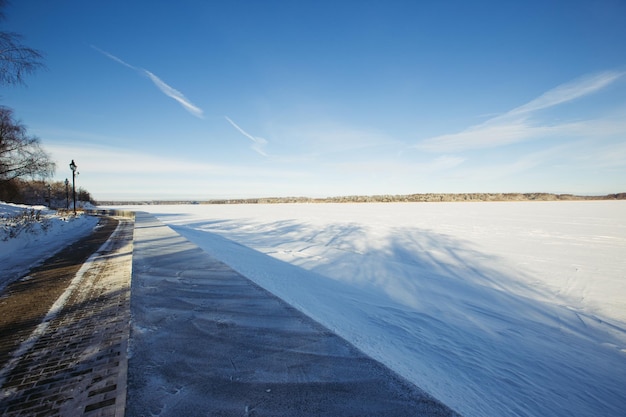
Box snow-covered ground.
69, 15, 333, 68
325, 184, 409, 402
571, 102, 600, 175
3, 200, 624, 416
114, 201, 626, 417
0, 202, 99, 292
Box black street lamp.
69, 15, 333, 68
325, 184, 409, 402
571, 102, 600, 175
69, 160, 77, 214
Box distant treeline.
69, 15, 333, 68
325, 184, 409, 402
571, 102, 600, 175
1, 178, 95, 208
101, 192, 626, 206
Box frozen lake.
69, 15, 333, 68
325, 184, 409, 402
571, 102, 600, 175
116, 201, 626, 417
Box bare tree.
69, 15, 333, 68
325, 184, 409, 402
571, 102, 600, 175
0, 0, 44, 86
0, 106, 55, 184
0, 2, 53, 202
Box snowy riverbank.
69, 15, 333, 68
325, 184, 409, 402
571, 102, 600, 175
114, 201, 626, 417
3, 200, 624, 416
0, 202, 99, 292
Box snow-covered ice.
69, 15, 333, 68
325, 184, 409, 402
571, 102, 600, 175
116, 201, 626, 417
3, 200, 624, 416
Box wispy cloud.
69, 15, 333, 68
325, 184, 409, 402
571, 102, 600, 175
224, 116, 269, 156
91, 45, 135, 70
48, 142, 218, 174
466, 144, 571, 181
92, 45, 203, 118
569, 138, 626, 170
509, 71, 623, 116
329, 155, 465, 177
143, 71, 203, 118
46, 141, 307, 199
416, 70, 625, 152
46, 142, 298, 178
92, 46, 274, 155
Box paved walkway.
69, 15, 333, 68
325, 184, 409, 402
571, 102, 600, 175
1, 213, 459, 416
128, 212, 458, 416
0, 217, 133, 417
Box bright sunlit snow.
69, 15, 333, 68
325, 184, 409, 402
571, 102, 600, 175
119, 201, 626, 417
3, 200, 625, 416
0, 202, 99, 292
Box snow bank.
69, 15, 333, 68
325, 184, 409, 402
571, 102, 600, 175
0, 202, 100, 291
116, 201, 626, 417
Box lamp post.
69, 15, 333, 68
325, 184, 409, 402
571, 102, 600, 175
65, 178, 69, 209
69, 160, 77, 214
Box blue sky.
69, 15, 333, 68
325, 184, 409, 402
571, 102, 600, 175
3, 1, 625, 200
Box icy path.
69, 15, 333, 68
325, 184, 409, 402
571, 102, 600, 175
117, 201, 626, 417
127, 212, 458, 416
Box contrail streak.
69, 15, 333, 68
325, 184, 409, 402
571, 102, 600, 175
225, 116, 268, 156
92, 45, 204, 118
144, 70, 203, 118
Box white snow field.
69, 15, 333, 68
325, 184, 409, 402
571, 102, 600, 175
5, 200, 622, 415
117, 200, 626, 417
